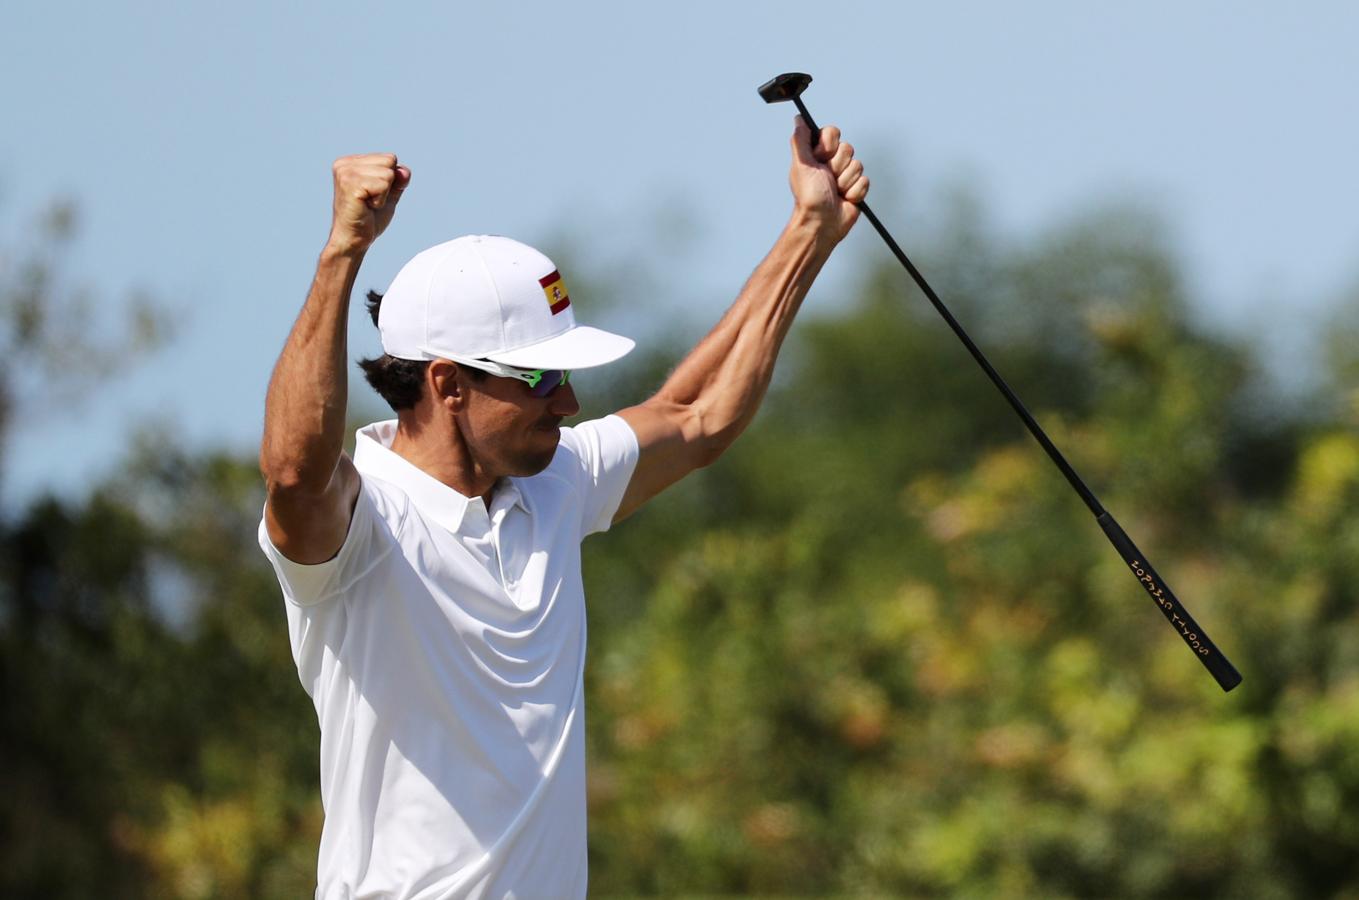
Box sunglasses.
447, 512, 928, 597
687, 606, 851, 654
443, 354, 572, 397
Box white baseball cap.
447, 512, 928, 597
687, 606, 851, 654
378, 235, 635, 369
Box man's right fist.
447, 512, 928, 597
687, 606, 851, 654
327, 153, 411, 256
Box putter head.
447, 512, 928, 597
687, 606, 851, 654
757, 72, 812, 104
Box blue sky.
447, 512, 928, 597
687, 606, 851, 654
4, 2, 1357, 507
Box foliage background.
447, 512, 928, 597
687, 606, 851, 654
2, 185, 1357, 898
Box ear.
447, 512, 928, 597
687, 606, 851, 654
427, 360, 469, 413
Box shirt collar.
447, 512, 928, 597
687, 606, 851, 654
354, 421, 471, 533
353, 421, 528, 532
496, 477, 528, 515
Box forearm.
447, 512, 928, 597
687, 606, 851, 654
652, 212, 833, 452
613, 119, 865, 522
259, 245, 363, 494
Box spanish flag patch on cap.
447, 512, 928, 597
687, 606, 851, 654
539, 270, 571, 315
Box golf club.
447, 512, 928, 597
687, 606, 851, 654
758, 72, 1242, 693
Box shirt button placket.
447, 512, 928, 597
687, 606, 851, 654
491, 509, 514, 593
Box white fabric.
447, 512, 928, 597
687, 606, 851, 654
257, 415, 640, 899
378, 235, 635, 369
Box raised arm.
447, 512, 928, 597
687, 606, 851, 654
259, 154, 410, 563
614, 119, 868, 521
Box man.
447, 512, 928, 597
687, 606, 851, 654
257, 117, 868, 898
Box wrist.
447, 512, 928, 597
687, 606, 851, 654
786, 208, 839, 254
315, 242, 367, 300
320, 237, 369, 266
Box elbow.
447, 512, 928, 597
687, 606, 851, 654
682, 406, 740, 469
693, 427, 737, 469
258, 442, 330, 499
258, 438, 289, 488
690, 441, 726, 471
259, 455, 303, 497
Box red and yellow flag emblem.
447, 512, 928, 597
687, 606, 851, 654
539, 270, 571, 315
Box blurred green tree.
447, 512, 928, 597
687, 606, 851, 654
581, 200, 1355, 898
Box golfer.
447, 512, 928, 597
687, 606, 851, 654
257, 117, 868, 898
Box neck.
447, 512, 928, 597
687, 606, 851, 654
389, 415, 498, 504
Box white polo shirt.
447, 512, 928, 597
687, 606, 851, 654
257, 415, 639, 900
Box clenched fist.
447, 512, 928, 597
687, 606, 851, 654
788, 118, 868, 244
326, 153, 411, 256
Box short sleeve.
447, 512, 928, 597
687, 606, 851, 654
556, 414, 640, 537
256, 481, 394, 607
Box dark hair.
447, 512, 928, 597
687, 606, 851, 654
357, 290, 482, 412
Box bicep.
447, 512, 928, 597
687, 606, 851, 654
614, 401, 714, 523
263, 454, 362, 564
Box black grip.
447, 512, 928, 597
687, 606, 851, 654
1097, 512, 1242, 692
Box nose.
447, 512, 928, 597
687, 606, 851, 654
548, 381, 580, 417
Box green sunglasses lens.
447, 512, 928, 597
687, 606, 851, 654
526, 369, 570, 397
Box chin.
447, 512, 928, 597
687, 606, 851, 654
511, 430, 561, 476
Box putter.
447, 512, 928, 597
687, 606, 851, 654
758, 72, 1243, 692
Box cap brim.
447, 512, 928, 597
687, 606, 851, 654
486, 325, 635, 370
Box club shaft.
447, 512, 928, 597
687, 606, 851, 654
789, 100, 1241, 692
858, 201, 1104, 516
